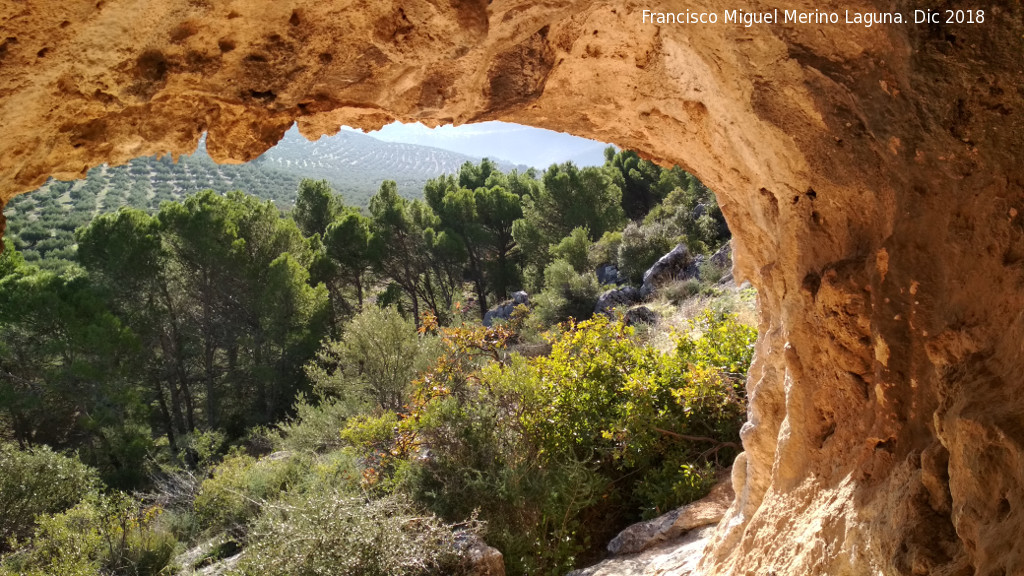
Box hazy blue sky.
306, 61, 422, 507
358, 121, 612, 169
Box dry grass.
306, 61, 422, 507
645, 282, 758, 354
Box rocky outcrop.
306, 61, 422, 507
483, 291, 528, 327
567, 525, 717, 576
709, 242, 734, 285
2, 2, 1023, 575
596, 264, 627, 286
455, 533, 505, 576
607, 470, 735, 557
594, 286, 641, 315
640, 244, 699, 296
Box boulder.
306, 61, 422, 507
595, 286, 641, 315
511, 290, 529, 306
709, 241, 732, 270
623, 306, 658, 326
640, 244, 700, 296
606, 469, 734, 557
596, 264, 627, 286
483, 292, 529, 327
566, 525, 716, 576
455, 532, 505, 576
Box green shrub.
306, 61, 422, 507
275, 394, 357, 453
588, 230, 623, 270
698, 260, 727, 284
616, 221, 677, 284
642, 186, 729, 255
0, 444, 98, 550
235, 492, 477, 576
531, 259, 600, 327
548, 226, 592, 273
194, 453, 310, 535
632, 461, 717, 520
404, 368, 606, 576
306, 305, 438, 411
0, 492, 177, 576
184, 429, 229, 469
661, 278, 702, 303
338, 411, 405, 491
394, 310, 755, 574
298, 450, 363, 495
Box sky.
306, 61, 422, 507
360, 121, 612, 169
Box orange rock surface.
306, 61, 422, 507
2, 1, 1023, 574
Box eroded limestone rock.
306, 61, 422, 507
483, 290, 528, 326
2, 2, 1023, 575
641, 244, 698, 296
607, 470, 735, 557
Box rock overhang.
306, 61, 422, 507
1, 1, 1023, 574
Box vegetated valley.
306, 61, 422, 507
5, 128, 521, 275
0, 144, 756, 576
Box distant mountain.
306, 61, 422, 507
3, 128, 526, 271
369, 122, 613, 168
256, 128, 524, 202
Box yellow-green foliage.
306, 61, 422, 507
236, 491, 476, 576
0, 493, 177, 576
387, 308, 756, 574
531, 312, 752, 466
0, 444, 98, 551
194, 453, 311, 534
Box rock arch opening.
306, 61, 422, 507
1, 1, 1023, 574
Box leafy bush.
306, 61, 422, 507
0, 444, 98, 550
0, 493, 177, 576
392, 310, 756, 574
698, 260, 727, 284
235, 492, 477, 576
530, 259, 600, 327
642, 185, 729, 255
306, 305, 438, 411
548, 226, 592, 273
588, 230, 623, 270
404, 364, 606, 575
616, 221, 678, 284
274, 394, 357, 453
193, 453, 311, 535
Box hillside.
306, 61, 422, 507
4, 129, 523, 271
259, 128, 524, 198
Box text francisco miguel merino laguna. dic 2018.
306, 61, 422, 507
640, 8, 986, 27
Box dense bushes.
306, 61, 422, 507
237, 492, 477, 576
616, 220, 678, 284
1, 152, 745, 576
194, 453, 312, 535
273, 395, 357, 453
0, 444, 98, 550
0, 493, 177, 576
365, 310, 757, 574
531, 260, 602, 326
